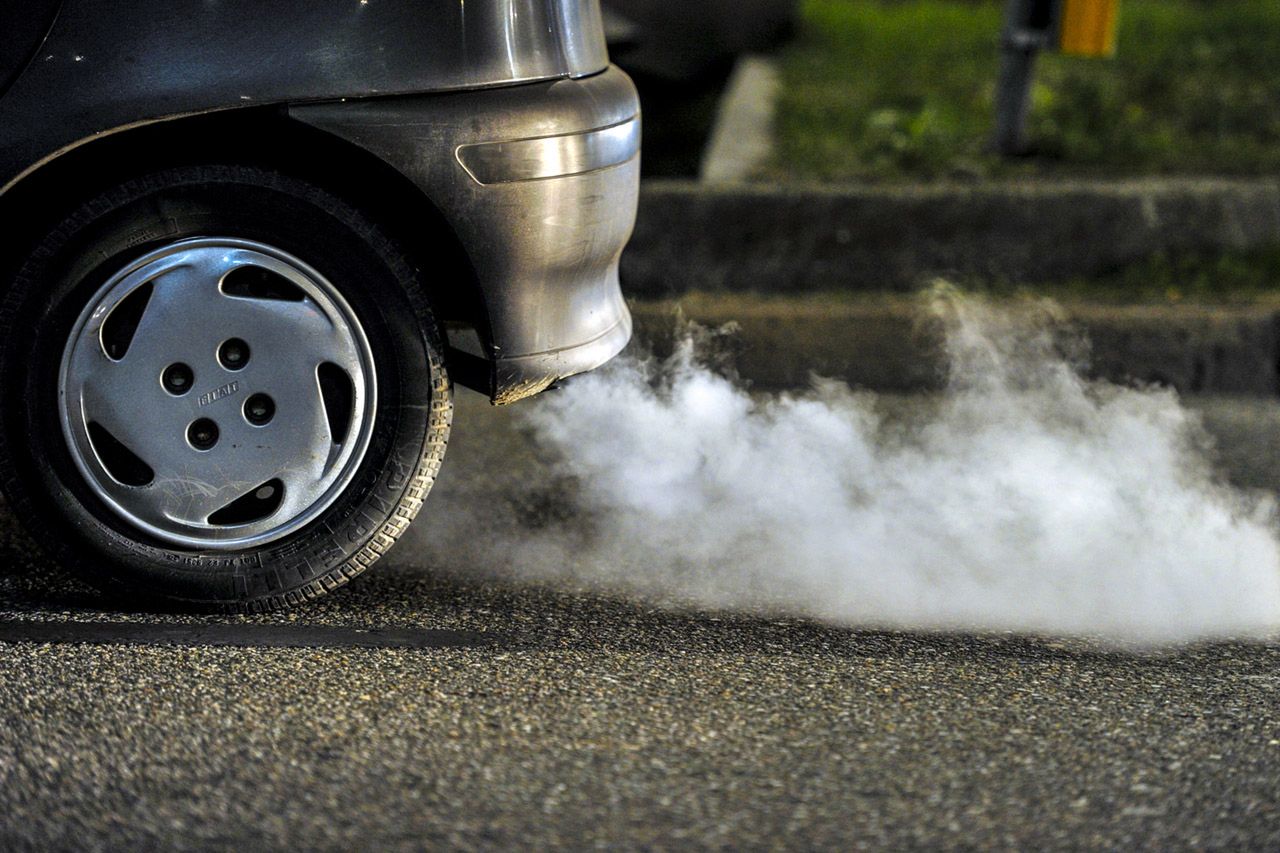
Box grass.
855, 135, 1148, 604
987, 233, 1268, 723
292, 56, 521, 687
1029, 246, 1280, 303
770, 0, 1280, 182
633, 247, 1280, 306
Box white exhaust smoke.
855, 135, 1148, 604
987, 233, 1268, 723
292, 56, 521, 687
418, 287, 1280, 646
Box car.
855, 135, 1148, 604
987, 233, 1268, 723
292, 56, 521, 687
0, 0, 640, 612
604, 0, 797, 82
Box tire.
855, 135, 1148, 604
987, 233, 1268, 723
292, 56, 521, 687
0, 165, 452, 612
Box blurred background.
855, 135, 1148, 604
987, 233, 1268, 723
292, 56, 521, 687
608, 0, 1280, 182
611, 0, 1280, 306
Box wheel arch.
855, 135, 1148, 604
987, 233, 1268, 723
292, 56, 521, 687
0, 107, 494, 394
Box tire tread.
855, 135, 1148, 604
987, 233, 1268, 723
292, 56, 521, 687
0, 164, 453, 613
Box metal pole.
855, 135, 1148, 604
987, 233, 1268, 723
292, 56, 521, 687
991, 0, 1057, 155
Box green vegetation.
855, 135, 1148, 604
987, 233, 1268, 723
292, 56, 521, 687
635, 248, 1280, 307
771, 0, 1280, 182
1031, 247, 1280, 303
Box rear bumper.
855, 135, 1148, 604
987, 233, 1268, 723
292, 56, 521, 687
290, 66, 640, 404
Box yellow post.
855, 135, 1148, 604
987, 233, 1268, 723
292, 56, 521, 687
1058, 0, 1119, 57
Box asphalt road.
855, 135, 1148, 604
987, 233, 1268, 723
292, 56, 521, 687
1, 391, 1279, 850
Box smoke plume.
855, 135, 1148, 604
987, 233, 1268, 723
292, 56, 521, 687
414, 287, 1280, 646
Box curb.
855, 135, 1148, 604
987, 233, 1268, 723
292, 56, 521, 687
621, 179, 1280, 296
699, 55, 780, 184
628, 296, 1280, 396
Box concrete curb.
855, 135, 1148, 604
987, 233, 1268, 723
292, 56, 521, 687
699, 55, 780, 183
628, 296, 1280, 396
621, 179, 1280, 296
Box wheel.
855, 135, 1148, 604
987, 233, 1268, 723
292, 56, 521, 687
0, 165, 452, 611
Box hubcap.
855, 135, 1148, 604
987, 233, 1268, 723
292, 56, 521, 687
59, 238, 377, 549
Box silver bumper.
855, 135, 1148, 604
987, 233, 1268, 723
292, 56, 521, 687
290, 66, 640, 404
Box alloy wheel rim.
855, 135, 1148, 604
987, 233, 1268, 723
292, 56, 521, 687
58, 237, 377, 549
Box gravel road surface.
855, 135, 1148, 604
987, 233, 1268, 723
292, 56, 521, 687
0, 392, 1278, 850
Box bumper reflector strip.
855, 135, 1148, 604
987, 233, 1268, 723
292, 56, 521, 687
456, 116, 639, 185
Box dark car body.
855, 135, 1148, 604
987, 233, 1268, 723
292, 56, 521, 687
0, 0, 640, 404
604, 0, 797, 80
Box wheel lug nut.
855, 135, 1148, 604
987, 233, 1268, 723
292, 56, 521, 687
218, 338, 250, 370
187, 418, 219, 450
244, 393, 275, 426
162, 363, 193, 395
